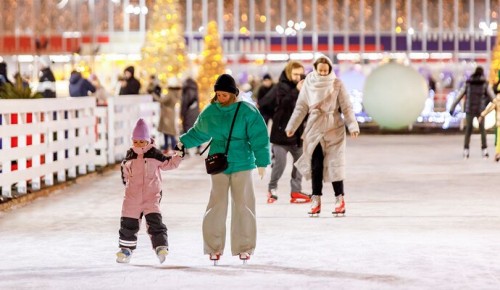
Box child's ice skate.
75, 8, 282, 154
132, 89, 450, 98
267, 189, 278, 204
482, 148, 489, 159
290, 191, 312, 203
463, 149, 469, 159
209, 253, 221, 266
116, 248, 132, 263
239, 252, 250, 264
308, 195, 321, 217
155, 246, 169, 264
333, 195, 346, 217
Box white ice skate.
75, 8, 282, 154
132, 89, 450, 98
482, 148, 489, 159
155, 246, 169, 264
333, 195, 346, 217
463, 149, 470, 159
116, 248, 132, 263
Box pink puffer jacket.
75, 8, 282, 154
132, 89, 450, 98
120, 144, 181, 219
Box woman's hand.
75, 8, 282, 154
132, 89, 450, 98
350, 132, 359, 138
286, 130, 294, 137
296, 80, 304, 91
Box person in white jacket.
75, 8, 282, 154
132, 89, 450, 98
479, 94, 500, 162
285, 55, 359, 216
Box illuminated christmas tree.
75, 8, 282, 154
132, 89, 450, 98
197, 21, 226, 106
490, 29, 500, 85
141, 0, 187, 89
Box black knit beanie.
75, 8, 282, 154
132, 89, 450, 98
214, 74, 239, 96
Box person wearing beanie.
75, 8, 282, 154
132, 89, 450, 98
119, 65, 141, 95
450, 66, 495, 159
152, 77, 182, 153
117, 118, 184, 264
255, 73, 274, 124
37, 56, 56, 98
178, 73, 271, 264
286, 55, 360, 217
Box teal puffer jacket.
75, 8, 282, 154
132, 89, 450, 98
180, 101, 271, 174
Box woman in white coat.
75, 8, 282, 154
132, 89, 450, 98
285, 55, 359, 216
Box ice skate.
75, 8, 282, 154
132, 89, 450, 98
495, 153, 500, 162
239, 252, 250, 264
116, 248, 132, 263
155, 246, 169, 264
482, 148, 489, 159
333, 195, 346, 217
308, 195, 321, 217
290, 191, 312, 203
463, 149, 469, 159
267, 189, 278, 204
209, 253, 221, 266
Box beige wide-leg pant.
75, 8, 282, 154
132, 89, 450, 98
203, 170, 256, 256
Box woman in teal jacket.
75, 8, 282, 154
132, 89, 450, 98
179, 74, 270, 264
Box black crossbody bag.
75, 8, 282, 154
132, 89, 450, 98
202, 102, 242, 174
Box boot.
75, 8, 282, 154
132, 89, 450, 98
463, 148, 470, 159
116, 248, 132, 263
333, 195, 346, 215
267, 189, 278, 204
155, 246, 169, 264
290, 192, 312, 203
308, 195, 321, 216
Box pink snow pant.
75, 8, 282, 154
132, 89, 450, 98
203, 170, 256, 256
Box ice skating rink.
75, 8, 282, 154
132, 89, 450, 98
1, 135, 500, 290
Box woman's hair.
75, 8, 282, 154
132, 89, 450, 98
313, 57, 332, 74
285, 61, 304, 81
210, 93, 236, 104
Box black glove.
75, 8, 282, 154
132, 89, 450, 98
174, 143, 185, 158
449, 110, 454, 116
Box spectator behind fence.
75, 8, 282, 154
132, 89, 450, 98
89, 74, 108, 106
0, 62, 13, 87
37, 56, 56, 98
69, 71, 96, 97
119, 66, 141, 95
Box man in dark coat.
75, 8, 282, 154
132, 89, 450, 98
119, 66, 141, 95
255, 73, 274, 125
69, 71, 96, 97
450, 66, 495, 158
258, 61, 310, 204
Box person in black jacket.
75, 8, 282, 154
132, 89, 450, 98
0, 62, 13, 88
255, 73, 274, 125
119, 66, 141, 95
37, 56, 56, 98
258, 61, 311, 204
450, 66, 495, 159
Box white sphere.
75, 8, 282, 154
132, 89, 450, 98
363, 63, 428, 129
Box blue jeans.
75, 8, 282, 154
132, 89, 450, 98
163, 134, 177, 150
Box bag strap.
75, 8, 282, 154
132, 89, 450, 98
199, 102, 242, 155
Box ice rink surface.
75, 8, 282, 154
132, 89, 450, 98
1, 135, 500, 290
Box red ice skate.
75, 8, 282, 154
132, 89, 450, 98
290, 192, 312, 203
333, 195, 346, 216
267, 189, 278, 204
308, 195, 321, 217
239, 252, 250, 264
209, 253, 221, 266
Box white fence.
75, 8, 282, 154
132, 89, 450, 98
0, 95, 160, 198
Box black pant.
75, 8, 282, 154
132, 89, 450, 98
464, 114, 487, 149
119, 212, 168, 250
311, 144, 344, 197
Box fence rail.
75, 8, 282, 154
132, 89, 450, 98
0, 95, 160, 199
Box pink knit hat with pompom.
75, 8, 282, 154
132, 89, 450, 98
132, 118, 150, 140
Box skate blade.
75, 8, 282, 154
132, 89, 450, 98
308, 212, 320, 217
290, 198, 311, 204
332, 210, 346, 217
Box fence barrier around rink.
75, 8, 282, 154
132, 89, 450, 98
0, 95, 161, 199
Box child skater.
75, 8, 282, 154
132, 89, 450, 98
116, 118, 184, 264
479, 94, 500, 162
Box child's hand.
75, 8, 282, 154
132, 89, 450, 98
174, 143, 185, 158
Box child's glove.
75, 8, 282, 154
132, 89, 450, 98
174, 142, 185, 158
258, 167, 266, 180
